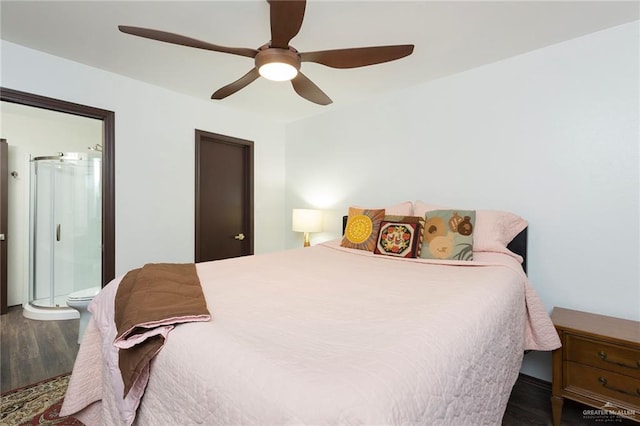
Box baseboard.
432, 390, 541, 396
517, 373, 551, 391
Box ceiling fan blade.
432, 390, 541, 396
211, 68, 261, 100
119, 26, 258, 59
291, 72, 332, 105
300, 45, 414, 69
268, 0, 306, 48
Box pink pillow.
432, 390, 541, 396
414, 200, 527, 260
473, 210, 528, 255
353, 201, 412, 216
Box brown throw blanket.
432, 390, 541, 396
114, 263, 211, 397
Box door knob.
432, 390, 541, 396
0, 233, 5, 241
234, 233, 245, 241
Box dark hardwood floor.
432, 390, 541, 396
1, 305, 79, 393
1, 306, 636, 425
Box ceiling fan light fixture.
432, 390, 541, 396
259, 62, 298, 81
255, 48, 300, 82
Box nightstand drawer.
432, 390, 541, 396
566, 361, 640, 407
566, 335, 640, 379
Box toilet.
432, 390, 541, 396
66, 287, 101, 344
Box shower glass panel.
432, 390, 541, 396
29, 152, 101, 308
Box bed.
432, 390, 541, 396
61, 202, 561, 425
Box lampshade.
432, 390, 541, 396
292, 209, 323, 233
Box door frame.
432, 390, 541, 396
0, 88, 116, 303
194, 130, 254, 261
1, 139, 7, 314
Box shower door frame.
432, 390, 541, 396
0, 88, 115, 314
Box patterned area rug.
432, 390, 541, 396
1, 374, 84, 425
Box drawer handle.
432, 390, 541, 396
598, 377, 640, 398
598, 350, 640, 370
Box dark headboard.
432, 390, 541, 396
507, 228, 527, 273
342, 216, 528, 273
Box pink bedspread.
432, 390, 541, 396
62, 241, 559, 425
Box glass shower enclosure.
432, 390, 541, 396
28, 152, 101, 310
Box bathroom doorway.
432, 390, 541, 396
0, 88, 115, 316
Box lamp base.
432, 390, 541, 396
303, 232, 310, 247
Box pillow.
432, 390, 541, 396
374, 215, 425, 258
385, 201, 413, 216
352, 201, 413, 216
473, 210, 528, 255
341, 207, 385, 251
414, 200, 527, 258
420, 209, 476, 261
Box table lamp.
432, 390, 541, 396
292, 209, 323, 247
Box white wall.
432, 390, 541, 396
1, 40, 287, 279
1, 103, 103, 306
285, 22, 640, 381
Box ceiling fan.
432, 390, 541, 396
119, 0, 414, 105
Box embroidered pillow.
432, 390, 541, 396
341, 207, 385, 251
414, 200, 526, 261
374, 216, 425, 258
421, 209, 476, 261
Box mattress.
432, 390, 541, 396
61, 239, 560, 425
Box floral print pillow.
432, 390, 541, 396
420, 210, 475, 261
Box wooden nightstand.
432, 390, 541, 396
551, 307, 640, 425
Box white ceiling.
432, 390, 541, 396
1, 1, 638, 122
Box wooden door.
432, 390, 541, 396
1, 139, 7, 314
195, 130, 253, 262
